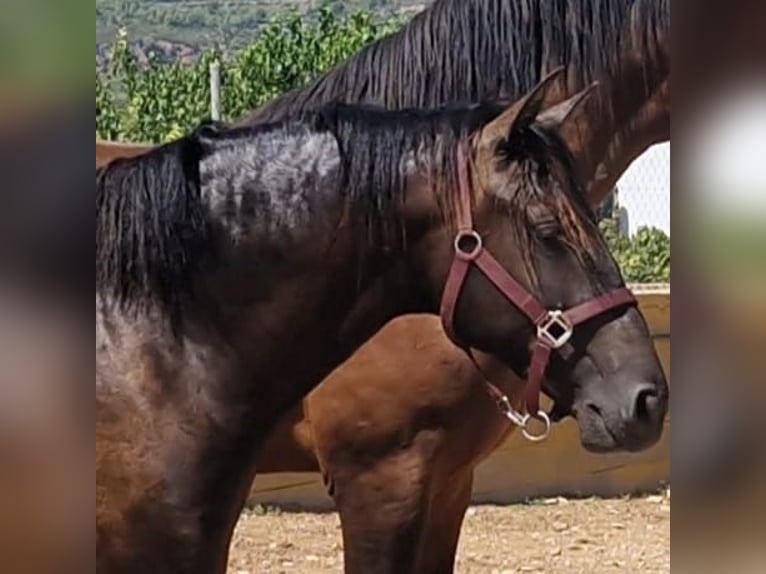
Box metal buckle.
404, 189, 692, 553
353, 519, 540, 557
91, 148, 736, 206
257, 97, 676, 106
537, 310, 573, 349
453, 229, 483, 261
496, 396, 551, 443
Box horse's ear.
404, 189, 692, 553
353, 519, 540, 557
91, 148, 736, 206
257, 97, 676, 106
477, 66, 567, 154
536, 82, 601, 171
537, 82, 599, 131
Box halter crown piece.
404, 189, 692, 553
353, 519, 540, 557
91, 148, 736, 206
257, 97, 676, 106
439, 144, 637, 442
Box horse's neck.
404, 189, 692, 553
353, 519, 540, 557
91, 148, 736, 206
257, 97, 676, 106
97, 186, 421, 460
576, 13, 669, 206
247, 0, 667, 124
196, 148, 428, 417
587, 76, 670, 205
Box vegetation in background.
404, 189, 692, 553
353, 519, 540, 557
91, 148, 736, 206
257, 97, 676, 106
599, 218, 671, 284
97, 7, 404, 142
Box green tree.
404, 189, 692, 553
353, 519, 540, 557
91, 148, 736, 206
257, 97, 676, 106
96, 7, 403, 142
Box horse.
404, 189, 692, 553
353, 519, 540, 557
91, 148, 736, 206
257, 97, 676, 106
96, 1, 670, 570
96, 72, 668, 573
96, 140, 148, 167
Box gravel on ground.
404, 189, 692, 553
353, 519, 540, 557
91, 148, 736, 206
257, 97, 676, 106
227, 489, 670, 573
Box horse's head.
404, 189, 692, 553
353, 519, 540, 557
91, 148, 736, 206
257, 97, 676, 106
413, 70, 668, 452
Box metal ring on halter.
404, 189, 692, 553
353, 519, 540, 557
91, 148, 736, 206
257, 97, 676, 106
521, 410, 551, 442
496, 396, 551, 443
537, 309, 574, 349
453, 230, 483, 260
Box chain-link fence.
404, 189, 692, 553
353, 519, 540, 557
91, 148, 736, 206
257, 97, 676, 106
609, 143, 671, 237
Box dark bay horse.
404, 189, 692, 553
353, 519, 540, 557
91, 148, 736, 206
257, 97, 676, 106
96, 1, 670, 570
97, 74, 668, 573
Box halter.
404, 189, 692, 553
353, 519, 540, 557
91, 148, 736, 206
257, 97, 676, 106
439, 144, 637, 442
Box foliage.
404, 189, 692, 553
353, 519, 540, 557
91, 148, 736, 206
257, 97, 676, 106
600, 218, 671, 284
96, 7, 404, 143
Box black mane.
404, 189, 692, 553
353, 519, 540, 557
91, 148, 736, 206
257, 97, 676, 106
96, 133, 214, 317
313, 101, 510, 242
245, 0, 669, 124
96, 101, 583, 316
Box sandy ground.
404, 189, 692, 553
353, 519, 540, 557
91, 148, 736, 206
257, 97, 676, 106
227, 490, 670, 573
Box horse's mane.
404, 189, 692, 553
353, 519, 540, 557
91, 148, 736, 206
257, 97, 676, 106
245, 0, 669, 124
313, 101, 511, 243
96, 134, 214, 317
96, 100, 594, 316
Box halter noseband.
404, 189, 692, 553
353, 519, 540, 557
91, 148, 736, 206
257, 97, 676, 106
439, 144, 637, 442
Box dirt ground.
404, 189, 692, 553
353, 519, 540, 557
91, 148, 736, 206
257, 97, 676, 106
227, 489, 670, 573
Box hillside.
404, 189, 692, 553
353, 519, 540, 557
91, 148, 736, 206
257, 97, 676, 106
96, 0, 426, 49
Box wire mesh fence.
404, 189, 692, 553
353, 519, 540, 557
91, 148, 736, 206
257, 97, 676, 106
611, 143, 671, 237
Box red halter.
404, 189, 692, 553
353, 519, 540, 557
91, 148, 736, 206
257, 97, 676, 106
439, 145, 637, 439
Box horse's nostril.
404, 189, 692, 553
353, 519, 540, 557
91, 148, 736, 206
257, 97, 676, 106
634, 385, 659, 421
586, 402, 602, 418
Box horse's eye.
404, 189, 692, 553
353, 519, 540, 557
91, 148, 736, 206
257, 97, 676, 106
535, 220, 561, 240
527, 205, 561, 241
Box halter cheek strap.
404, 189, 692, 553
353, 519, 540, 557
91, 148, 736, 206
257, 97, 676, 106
439, 144, 637, 441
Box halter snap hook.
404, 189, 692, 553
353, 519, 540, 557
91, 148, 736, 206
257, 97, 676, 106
496, 395, 551, 443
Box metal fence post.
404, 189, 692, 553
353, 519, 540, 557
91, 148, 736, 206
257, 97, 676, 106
209, 61, 221, 121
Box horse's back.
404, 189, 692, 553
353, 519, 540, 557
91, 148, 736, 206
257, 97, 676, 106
96, 140, 151, 167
